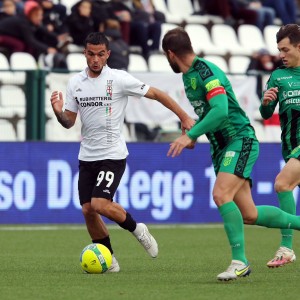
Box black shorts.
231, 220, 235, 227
78, 159, 126, 205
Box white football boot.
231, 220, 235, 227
107, 255, 120, 273
132, 223, 158, 258
217, 260, 251, 281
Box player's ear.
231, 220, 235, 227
168, 50, 175, 59
107, 50, 111, 59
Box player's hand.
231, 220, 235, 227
262, 87, 278, 106
185, 139, 196, 149
50, 91, 64, 112
180, 116, 195, 134
167, 134, 193, 157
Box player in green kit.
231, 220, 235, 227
260, 24, 300, 268
162, 27, 300, 281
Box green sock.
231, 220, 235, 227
255, 205, 300, 230
218, 201, 247, 264
278, 191, 295, 249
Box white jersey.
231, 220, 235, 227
65, 65, 150, 161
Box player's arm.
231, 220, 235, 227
186, 87, 228, 141
259, 87, 278, 119
50, 91, 77, 129
167, 86, 228, 157
144, 86, 195, 132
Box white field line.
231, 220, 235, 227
0, 224, 226, 231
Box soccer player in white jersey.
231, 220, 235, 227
50, 32, 195, 272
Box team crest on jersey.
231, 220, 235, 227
191, 78, 197, 90
106, 80, 113, 97
223, 151, 235, 166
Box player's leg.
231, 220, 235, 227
233, 152, 300, 235
90, 159, 158, 258
214, 172, 251, 281
81, 202, 120, 272
267, 157, 300, 267
79, 160, 120, 272
215, 137, 259, 281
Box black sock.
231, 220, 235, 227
92, 236, 113, 254
117, 212, 137, 232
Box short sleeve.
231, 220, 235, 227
120, 71, 150, 97
64, 77, 78, 113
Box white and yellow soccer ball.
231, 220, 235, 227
80, 243, 112, 274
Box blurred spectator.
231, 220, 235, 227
200, 0, 275, 30
40, 0, 68, 34
134, 0, 165, 23
230, 0, 275, 31
109, 0, 162, 60
0, 0, 17, 21
127, 0, 162, 60
200, 0, 257, 27
0, 1, 69, 68
105, 28, 129, 70
65, 0, 99, 47
247, 48, 282, 97
262, 0, 296, 25
11, 0, 24, 15
92, 0, 122, 32
109, 0, 132, 43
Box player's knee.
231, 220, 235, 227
212, 190, 227, 206
243, 214, 257, 225
241, 209, 258, 225
91, 198, 109, 216
82, 203, 96, 218
274, 175, 289, 192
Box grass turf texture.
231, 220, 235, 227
1, 225, 300, 300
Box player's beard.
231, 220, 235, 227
88, 65, 102, 76
166, 56, 181, 73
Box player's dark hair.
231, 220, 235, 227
84, 32, 110, 49
276, 24, 300, 45
162, 27, 194, 57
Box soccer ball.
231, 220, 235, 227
80, 243, 112, 274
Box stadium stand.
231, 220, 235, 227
264, 25, 281, 56
203, 55, 229, 73
0, 119, 17, 141
185, 24, 226, 56
148, 53, 172, 72
228, 55, 251, 74
0, 52, 10, 69
0, 0, 289, 142
167, 0, 210, 24
66, 52, 86, 72
128, 53, 148, 72
238, 24, 267, 54
10, 52, 37, 85
211, 24, 251, 56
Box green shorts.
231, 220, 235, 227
286, 145, 300, 161
212, 137, 259, 180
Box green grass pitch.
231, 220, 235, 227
1, 224, 300, 300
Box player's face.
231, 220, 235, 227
165, 51, 181, 73
84, 43, 110, 77
278, 37, 300, 68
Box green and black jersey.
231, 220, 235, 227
184, 56, 256, 157
260, 66, 300, 160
